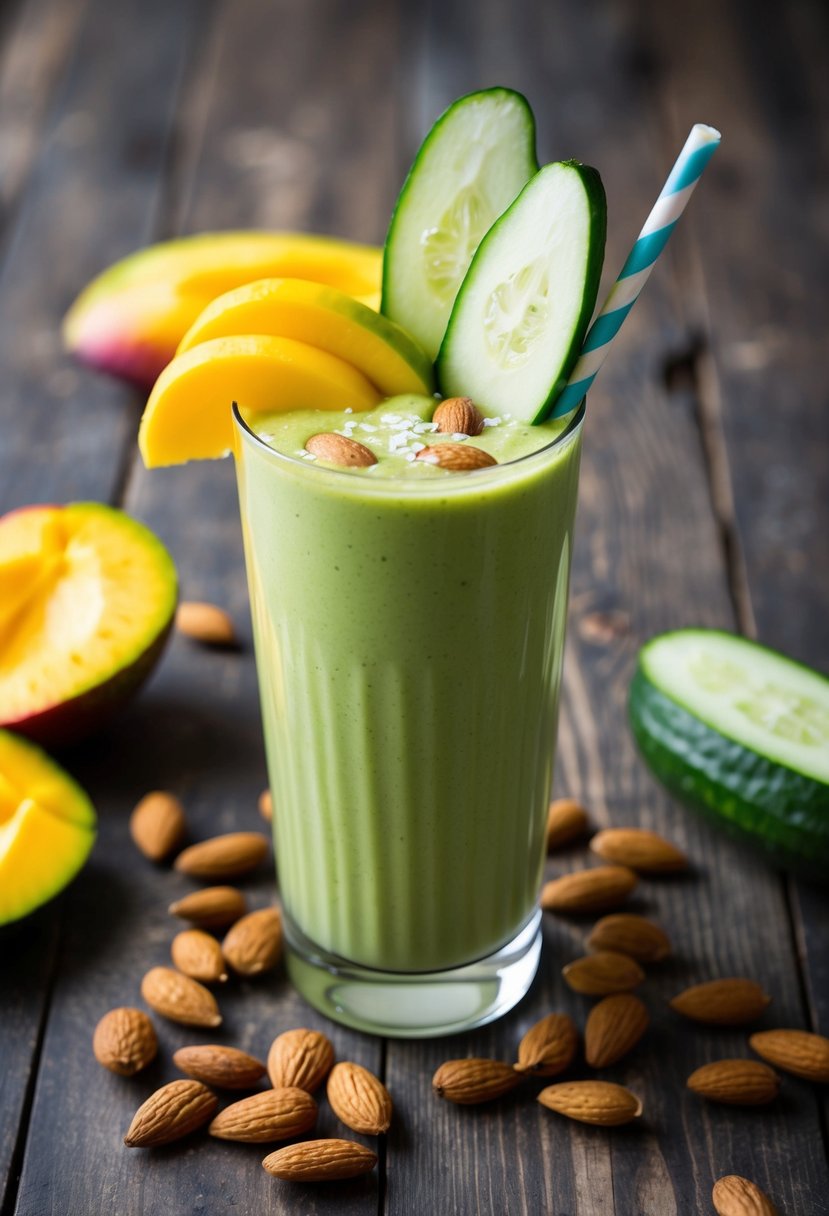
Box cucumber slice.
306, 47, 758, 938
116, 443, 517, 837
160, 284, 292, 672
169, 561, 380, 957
381, 88, 538, 361
436, 161, 606, 423
629, 629, 829, 877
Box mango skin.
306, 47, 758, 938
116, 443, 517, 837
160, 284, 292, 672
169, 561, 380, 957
63, 232, 383, 387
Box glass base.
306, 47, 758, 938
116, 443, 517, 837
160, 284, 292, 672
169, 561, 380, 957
284, 909, 542, 1038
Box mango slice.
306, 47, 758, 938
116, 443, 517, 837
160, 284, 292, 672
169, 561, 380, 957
63, 232, 382, 387
177, 278, 434, 397
138, 334, 381, 468
0, 728, 96, 925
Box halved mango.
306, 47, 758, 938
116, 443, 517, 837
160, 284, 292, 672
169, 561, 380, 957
138, 334, 381, 468
0, 503, 177, 745
177, 278, 434, 397
0, 728, 96, 925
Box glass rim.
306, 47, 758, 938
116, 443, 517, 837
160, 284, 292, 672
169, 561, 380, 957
232, 397, 585, 496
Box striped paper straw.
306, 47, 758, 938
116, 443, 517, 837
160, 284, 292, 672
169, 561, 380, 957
551, 123, 721, 417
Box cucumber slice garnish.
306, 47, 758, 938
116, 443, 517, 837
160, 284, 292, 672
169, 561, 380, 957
436, 161, 606, 423
381, 88, 538, 361
629, 629, 829, 877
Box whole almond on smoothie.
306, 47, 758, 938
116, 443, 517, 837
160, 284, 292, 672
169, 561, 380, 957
267, 1028, 335, 1093
432, 1059, 521, 1104
670, 978, 771, 1025
173, 1044, 266, 1089
541, 865, 638, 914
585, 994, 649, 1067
124, 1079, 218, 1147
208, 1087, 317, 1143
563, 951, 645, 996
222, 906, 282, 976
171, 929, 228, 983
140, 966, 221, 1027
129, 791, 186, 862
262, 1139, 377, 1182
327, 1061, 392, 1135
514, 1013, 578, 1077
687, 1059, 780, 1106
174, 831, 269, 879
712, 1175, 779, 1215
537, 1080, 642, 1126
169, 885, 247, 929
546, 799, 589, 850
93, 1007, 158, 1076
590, 827, 687, 873
587, 913, 672, 962
749, 1028, 829, 1083
306, 432, 377, 467
415, 442, 496, 471
432, 396, 485, 436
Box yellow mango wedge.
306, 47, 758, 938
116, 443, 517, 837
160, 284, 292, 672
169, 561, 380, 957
177, 278, 434, 397
138, 334, 381, 468
63, 232, 382, 387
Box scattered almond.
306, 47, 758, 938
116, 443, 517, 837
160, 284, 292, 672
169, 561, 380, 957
587, 913, 672, 963
585, 994, 649, 1067
140, 965, 221, 1028
537, 1080, 642, 1126
546, 799, 589, 850
432, 1059, 522, 1105
713, 1175, 779, 1215
176, 600, 237, 646
514, 1013, 578, 1077
540, 865, 638, 914
222, 906, 282, 976
670, 978, 771, 1026
306, 432, 377, 467
267, 1028, 335, 1093
169, 885, 247, 928
432, 396, 485, 436
173, 1044, 266, 1090
171, 929, 228, 984
124, 1079, 218, 1148
749, 1028, 829, 1083
208, 1087, 317, 1143
92, 1007, 157, 1076
258, 788, 273, 822
129, 791, 186, 862
415, 442, 497, 471
262, 1138, 377, 1182
327, 1061, 392, 1135
562, 951, 645, 996
174, 831, 269, 879
687, 1059, 780, 1106
590, 827, 687, 873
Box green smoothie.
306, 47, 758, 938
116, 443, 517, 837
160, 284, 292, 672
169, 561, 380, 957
234, 396, 582, 973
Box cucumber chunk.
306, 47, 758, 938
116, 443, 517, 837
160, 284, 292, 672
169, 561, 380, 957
382, 88, 538, 361
629, 629, 829, 877
436, 161, 606, 423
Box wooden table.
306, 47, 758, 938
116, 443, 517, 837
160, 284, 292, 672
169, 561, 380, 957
1, 1, 827, 1212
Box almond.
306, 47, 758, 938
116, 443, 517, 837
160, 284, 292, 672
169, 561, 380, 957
585, 994, 649, 1067
514, 1013, 578, 1077
222, 906, 282, 976
590, 827, 688, 873
432, 396, 485, 436
173, 1044, 266, 1089
415, 442, 497, 471
267, 1028, 335, 1093
562, 951, 645, 996
432, 1058, 522, 1104
540, 865, 638, 914
687, 1059, 780, 1106
92, 1007, 157, 1076
713, 1175, 779, 1215
140, 965, 221, 1028
171, 929, 228, 983
262, 1138, 377, 1182
586, 913, 672, 963
546, 798, 589, 850
174, 831, 269, 879
124, 1079, 218, 1147
129, 791, 187, 862
327, 1061, 392, 1135
670, 978, 771, 1026
306, 432, 377, 467
176, 600, 237, 646
749, 1028, 829, 1083
258, 788, 273, 822
537, 1080, 642, 1126
169, 885, 247, 928
208, 1086, 317, 1143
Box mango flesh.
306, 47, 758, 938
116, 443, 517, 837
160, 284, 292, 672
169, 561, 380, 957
0, 728, 96, 924
0, 503, 177, 745
177, 277, 434, 397
63, 232, 383, 387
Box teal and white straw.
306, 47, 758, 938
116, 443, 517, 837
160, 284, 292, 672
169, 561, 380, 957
551, 123, 721, 417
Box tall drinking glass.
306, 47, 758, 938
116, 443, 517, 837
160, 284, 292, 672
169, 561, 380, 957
233, 402, 584, 1036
